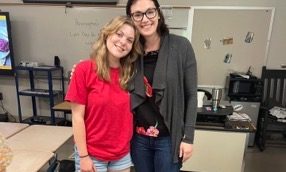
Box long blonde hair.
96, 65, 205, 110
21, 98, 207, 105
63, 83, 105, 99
90, 16, 142, 90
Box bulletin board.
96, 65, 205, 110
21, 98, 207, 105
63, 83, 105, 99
0, 4, 190, 76
189, 7, 275, 87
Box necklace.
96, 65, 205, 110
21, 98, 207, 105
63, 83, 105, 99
144, 50, 159, 56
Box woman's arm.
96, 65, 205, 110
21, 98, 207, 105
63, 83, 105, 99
180, 38, 198, 162
71, 103, 95, 172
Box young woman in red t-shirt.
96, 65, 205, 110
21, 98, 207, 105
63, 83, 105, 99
65, 16, 141, 172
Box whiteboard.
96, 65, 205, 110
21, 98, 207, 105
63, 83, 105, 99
189, 7, 274, 87
0, 5, 124, 76
0, 5, 190, 77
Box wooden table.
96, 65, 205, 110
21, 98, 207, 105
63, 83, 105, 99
7, 150, 54, 172
52, 101, 71, 113
0, 122, 29, 139
52, 101, 72, 122
6, 125, 73, 172
7, 125, 73, 152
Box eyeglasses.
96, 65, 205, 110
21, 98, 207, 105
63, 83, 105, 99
131, 8, 158, 22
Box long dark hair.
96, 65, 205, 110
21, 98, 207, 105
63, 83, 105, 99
126, 0, 169, 37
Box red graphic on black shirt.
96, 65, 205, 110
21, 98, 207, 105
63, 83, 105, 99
136, 122, 159, 137
143, 76, 153, 97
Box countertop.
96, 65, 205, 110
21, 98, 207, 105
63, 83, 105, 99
196, 105, 256, 133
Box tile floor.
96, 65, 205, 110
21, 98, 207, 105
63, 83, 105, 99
244, 145, 286, 172
41, 137, 286, 172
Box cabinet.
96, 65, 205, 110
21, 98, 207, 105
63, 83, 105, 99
15, 65, 65, 125
231, 101, 260, 146
181, 130, 248, 172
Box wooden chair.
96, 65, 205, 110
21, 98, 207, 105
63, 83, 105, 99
256, 66, 286, 151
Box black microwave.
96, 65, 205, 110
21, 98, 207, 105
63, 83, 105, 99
227, 74, 263, 101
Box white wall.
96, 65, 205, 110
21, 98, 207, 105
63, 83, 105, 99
0, 0, 285, 120
1, 0, 285, 68
149, 0, 285, 69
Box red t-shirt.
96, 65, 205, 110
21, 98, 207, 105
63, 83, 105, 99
65, 59, 133, 161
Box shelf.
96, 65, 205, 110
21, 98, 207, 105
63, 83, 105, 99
16, 65, 62, 71
22, 116, 66, 125
15, 65, 65, 125
18, 89, 62, 97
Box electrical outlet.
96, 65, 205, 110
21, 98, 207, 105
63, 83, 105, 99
0, 92, 3, 100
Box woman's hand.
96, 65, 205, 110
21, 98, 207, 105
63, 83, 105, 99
80, 156, 96, 172
179, 142, 193, 162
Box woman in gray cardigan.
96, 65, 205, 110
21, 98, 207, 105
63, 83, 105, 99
126, 0, 197, 172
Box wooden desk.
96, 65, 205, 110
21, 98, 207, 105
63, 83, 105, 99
52, 101, 71, 113
52, 101, 72, 122
0, 122, 29, 139
7, 150, 54, 172
6, 125, 73, 172
7, 125, 73, 152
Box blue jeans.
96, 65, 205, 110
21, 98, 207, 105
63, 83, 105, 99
131, 134, 180, 172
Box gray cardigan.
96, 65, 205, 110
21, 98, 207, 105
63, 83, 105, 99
129, 33, 197, 163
